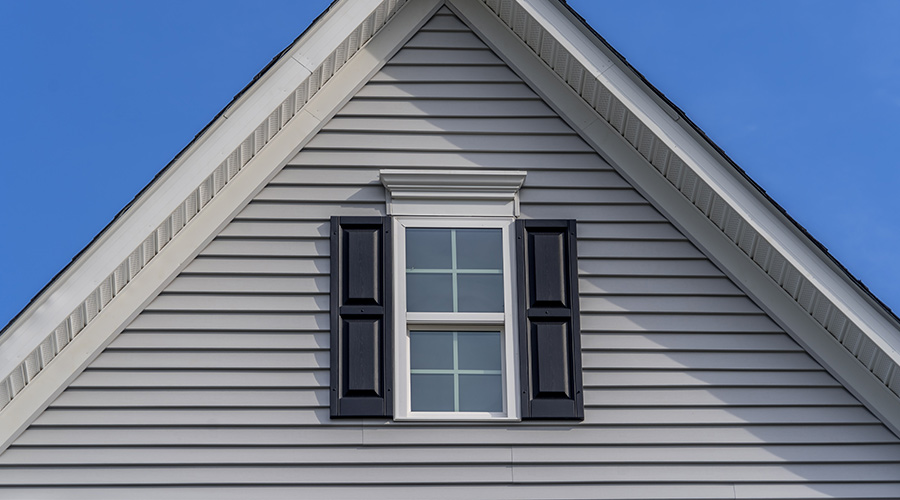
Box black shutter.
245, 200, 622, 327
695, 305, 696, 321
330, 216, 392, 417
516, 219, 583, 420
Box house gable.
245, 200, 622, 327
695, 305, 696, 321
5, 0, 899, 444
2, 5, 900, 497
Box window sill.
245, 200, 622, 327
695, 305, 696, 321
393, 413, 521, 422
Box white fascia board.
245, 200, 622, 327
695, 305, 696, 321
516, 0, 613, 77
223, 0, 390, 122
0, 0, 388, 376
519, 0, 900, 361
0, 0, 442, 450
0, 105, 325, 453
290, 0, 387, 72
458, 0, 900, 432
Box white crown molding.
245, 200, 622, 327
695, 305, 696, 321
381, 169, 527, 217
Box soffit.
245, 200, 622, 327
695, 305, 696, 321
473, 0, 900, 431
0, 0, 410, 411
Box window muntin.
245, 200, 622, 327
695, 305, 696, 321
406, 228, 503, 313
394, 217, 519, 420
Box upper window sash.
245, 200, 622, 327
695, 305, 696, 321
394, 217, 516, 323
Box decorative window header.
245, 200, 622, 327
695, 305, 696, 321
380, 169, 527, 217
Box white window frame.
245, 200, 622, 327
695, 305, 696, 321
392, 216, 520, 421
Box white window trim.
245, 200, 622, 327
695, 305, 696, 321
392, 216, 520, 421
381, 169, 527, 421
381, 169, 527, 217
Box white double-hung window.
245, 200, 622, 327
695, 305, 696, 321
395, 218, 515, 418
331, 169, 582, 421
382, 170, 526, 420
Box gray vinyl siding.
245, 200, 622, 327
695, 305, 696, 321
4, 8, 900, 499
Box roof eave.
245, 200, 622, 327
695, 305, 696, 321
0, 0, 400, 401
480, 0, 900, 433
556, 0, 900, 329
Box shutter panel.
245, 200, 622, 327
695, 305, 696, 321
517, 219, 583, 420
330, 216, 392, 417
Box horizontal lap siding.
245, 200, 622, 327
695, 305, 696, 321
5, 7, 899, 499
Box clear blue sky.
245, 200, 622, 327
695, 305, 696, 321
1, 1, 899, 328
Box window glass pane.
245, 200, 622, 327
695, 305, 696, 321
410, 331, 453, 370
457, 331, 501, 371
456, 229, 502, 270
411, 374, 455, 412
458, 374, 502, 412
457, 274, 503, 312
407, 229, 451, 270
407, 273, 453, 312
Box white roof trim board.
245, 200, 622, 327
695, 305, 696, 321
1, 0, 899, 440
479, 0, 900, 414
0, 0, 408, 411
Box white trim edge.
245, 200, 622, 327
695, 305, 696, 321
0, 0, 415, 412
470, 0, 900, 435
381, 169, 527, 216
